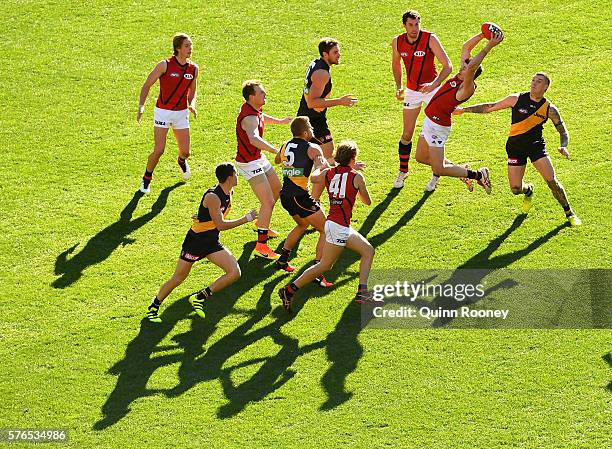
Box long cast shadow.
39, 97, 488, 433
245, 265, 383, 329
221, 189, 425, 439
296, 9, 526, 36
412, 215, 569, 327
53, 183, 182, 288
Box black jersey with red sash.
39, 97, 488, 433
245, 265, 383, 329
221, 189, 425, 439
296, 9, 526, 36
235, 102, 264, 163
280, 138, 314, 196
190, 185, 232, 238
325, 166, 359, 227
506, 92, 550, 150
156, 56, 197, 111
396, 31, 437, 91
425, 75, 474, 126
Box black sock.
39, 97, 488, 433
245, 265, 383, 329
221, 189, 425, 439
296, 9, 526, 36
564, 207, 572, 217
525, 184, 534, 196
149, 297, 161, 309
143, 170, 153, 187
196, 287, 213, 300
398, 141, 412, 173
278, 247, 291, 264
358, 283, 367, 292
177, 157, 187, 170
467, 169, 482, 180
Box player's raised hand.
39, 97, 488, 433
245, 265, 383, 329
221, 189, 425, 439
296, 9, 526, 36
488, 31, 504, 47
354, 160, 366, 171
558, 146, 570, 159
339, 94, 358, 107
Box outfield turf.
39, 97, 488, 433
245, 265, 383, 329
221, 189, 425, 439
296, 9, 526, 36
1, 0, 611, 447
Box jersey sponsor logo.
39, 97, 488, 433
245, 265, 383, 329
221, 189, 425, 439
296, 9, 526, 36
400, 52, 409, 57
250, 167, 263, 175
534, 112, 546, 119
184, 73, 194, 80
432, 115, 440, 121
282, 167, 305, 177
518, 108, 528, 114
330, 199, 343, 205
450, 81, 457, 88
413, 50, 426, 57
170, 72, 180, 78
508, 157, 519, 164
155, 120, 167, 126
335, 238, 347, 244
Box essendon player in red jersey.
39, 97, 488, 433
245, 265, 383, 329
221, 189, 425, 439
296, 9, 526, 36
414, 30, 504, 193
391, 10, 452, 188
236, 80, 292, 259
454, 73, 581, 226
137, 33, 199, 193
278, 141, 376, 313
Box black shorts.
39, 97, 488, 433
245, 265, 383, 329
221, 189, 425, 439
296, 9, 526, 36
308, 115, 333, 144
180, 230, 224, 262
280, 193, 321, 218
506, 141, 548, 166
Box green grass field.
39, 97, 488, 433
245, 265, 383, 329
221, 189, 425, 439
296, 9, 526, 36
1, 0, 611, 447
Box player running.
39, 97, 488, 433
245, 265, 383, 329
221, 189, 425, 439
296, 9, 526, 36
236, 80, 292, 260
274, 116, 333, 287
137, 33, 198, 193
278, 141, 376, 313
414, 29, 504, 193
297, 38, 358, 200
145, 163, 257, 323
391, 10, 453, 188
454, 72, 582, 225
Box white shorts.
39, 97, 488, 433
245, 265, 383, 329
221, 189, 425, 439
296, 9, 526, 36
325, 220, 356, 247
153, 107, 189, 129
403, 86, 440, 109
236, 155, 274, 180
420, 117, 452, 148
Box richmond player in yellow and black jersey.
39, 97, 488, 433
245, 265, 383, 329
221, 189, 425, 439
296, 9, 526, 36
297, 38, 357, 201
455, 72, 581, 225
273, 117, 333, 287
145, 164, 259, 323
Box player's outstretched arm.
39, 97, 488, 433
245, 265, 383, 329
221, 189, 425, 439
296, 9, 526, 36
355, 173, 372, 206
241, 115, 279, 155
455, 94, 519, 115
461, 34, 485, 62
306, 70, 358, 109
310, 166, 330, 184
308, 145, 332, 170
549, 104, 570, 158
137, 60, 167, 124
263, 113, 292, 125
205, 193, 258, 231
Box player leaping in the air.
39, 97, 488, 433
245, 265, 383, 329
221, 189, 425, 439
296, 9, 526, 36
414, 29, 504, 193
454, 72, 581, 225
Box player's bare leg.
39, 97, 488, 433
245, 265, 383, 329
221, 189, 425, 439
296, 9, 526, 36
173, 127, 191, 180
141, 127, 169, 193
189, 249, 241, 318
146, 258, 193, 322
507, 164, 533, 213
532, 156, 580, 224
250, 173, 280, 259
345, 231, 375, 302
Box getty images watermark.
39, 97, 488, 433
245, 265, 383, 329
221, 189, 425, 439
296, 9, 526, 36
361, 269, 611, 329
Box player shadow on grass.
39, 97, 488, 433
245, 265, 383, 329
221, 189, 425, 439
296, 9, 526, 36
410, 214, 569, 327
53, 183, 182, 289
95, 188, 419, 426
603, 353, 612, 393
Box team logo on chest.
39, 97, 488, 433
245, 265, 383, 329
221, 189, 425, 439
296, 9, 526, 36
414, 50, 426, 57
184, 73, 194, 80
518, 108, 528, 114
170, 72, 180, 78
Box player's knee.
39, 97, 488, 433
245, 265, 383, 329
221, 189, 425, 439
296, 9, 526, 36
228, 265, 241, 282
510, 184, 523, 195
